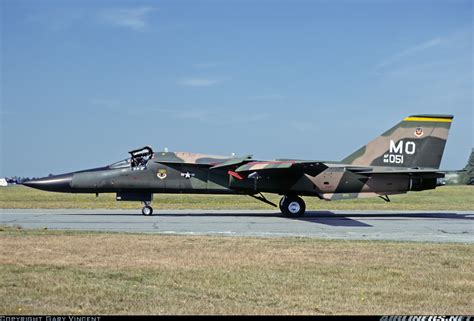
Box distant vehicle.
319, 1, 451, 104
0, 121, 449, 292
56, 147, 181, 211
23, 114, 453, 216
0, 178, 7, 187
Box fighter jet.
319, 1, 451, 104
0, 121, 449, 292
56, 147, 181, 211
23, 114, 453, 216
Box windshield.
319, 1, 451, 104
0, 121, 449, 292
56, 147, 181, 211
109, 158, 131, 169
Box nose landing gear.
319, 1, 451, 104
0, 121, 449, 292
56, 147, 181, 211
116, 192, 154, 216
141, 201, 153, 216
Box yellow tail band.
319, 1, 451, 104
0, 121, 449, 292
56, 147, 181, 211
404, 117, 452, 123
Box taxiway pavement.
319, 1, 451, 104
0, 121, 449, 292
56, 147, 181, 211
0, 209, 472, 243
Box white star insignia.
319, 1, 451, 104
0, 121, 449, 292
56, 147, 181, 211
181, 172, 195, 179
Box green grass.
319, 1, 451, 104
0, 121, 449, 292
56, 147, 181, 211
0, 185, 473, 210
0, 227, 472, 315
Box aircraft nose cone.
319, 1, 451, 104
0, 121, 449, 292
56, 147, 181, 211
22, 173, 73, 192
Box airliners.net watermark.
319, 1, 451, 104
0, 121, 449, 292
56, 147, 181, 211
380, 317, 472, 321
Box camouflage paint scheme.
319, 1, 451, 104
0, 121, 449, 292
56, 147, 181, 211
23, 114, 453, 215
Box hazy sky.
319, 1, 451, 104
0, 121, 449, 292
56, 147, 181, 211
1, 0, 472, 177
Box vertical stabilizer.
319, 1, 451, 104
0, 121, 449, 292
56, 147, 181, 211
342, 114, 453, 169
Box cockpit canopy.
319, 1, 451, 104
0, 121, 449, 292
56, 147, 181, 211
109, 146, 154, 170
129, 146, 153, 170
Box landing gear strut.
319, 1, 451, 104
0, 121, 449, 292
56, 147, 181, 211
279, 195, 306, 217
141, 201, 153, 216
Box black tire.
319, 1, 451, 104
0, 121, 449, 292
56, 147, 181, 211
142, 206, 153, 216
280, 196, 306, 217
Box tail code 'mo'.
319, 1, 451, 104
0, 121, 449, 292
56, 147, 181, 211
342, 114, 453, 169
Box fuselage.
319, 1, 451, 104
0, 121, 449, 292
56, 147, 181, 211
23, 151, 439, 200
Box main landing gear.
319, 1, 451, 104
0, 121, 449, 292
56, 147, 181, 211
141, 201, 153, 216
249, 193, 307, 217
279, 195, 306, 217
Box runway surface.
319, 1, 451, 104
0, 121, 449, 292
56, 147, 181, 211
0, 209, 473, 243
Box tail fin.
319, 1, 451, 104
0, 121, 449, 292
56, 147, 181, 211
342, 114, 453, 169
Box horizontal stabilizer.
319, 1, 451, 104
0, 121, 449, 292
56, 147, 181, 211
348, 168, 445, 177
